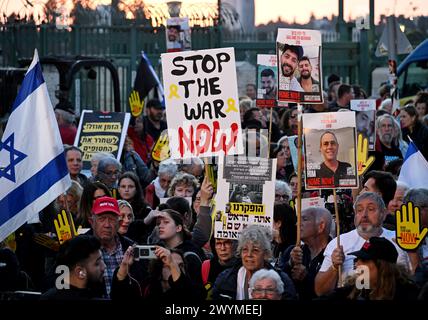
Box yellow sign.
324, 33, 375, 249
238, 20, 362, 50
396, 202, 428, 250
357, 133, 375, 176
151, 130, 170, 162
229, 202, 265, 215
129, 90, 144, 117
54, 210, 78, 245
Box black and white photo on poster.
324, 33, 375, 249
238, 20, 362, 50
214, 156, 276, 240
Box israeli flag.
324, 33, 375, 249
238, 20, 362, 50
398, 141, 428, 189
0, 50, 71, 242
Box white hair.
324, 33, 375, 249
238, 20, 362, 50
158, 159, 178, 178
275, 181, 292, 200
91, 152, 114, 163
249, 269, 284, 297
396, 181, 409, 193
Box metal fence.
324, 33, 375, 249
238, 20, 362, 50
0, 23, 370, 111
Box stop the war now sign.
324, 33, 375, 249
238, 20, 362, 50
161, 47, 243, 159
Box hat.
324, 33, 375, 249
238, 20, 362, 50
348, 237, 398, 263
92, 196, 120, 216
280, 43, 304, 61
146, 99, 163, 109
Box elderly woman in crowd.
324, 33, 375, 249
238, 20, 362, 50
249, 269, 284, 300
275, 181, 292, 207
202, 237, 239, 299
212, 225, 296, 300
89, 152, 114, 182
145, 159, 177, 208
95, 157, 122, 191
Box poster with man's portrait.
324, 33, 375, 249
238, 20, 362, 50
276, 28, 323, 104
350, 99, 376, 150
256, 54, 277, 107
166, 17, 191, 53
303, 112, 358, 189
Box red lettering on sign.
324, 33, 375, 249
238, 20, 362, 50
178, 121, 239, 157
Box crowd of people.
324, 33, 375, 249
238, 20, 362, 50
1, 73, 428, 302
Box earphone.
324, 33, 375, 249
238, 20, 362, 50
79, 270, 86, 278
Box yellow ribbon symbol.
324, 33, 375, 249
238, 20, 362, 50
357, 133, 375, 176
225, 98, 238, 113
396, 202, 428, 250
168, 84, 180, 100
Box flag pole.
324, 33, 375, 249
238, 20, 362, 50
333, 189, 343, 287
295, 104, 303, 246
268, 107, 274, 158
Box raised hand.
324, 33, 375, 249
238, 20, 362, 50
200, 175, 214, 206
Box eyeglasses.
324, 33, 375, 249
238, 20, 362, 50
102, 170, 120, 177
275, 194, 289, 201
215, 241, 233, 248
94, 215, 118, 224
250, 287, 278, 296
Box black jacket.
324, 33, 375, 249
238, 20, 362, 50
212, 261, 297, 300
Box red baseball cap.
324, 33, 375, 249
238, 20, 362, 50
92, 196, 120, 216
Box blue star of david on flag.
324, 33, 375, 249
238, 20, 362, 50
0, 133, 27, 182
0, 49, 71, 243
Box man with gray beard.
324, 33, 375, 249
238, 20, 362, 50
375, 114, 403, 166
314, 192, 411, 297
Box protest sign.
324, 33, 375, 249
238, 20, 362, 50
395, 202, 428, 251
287, 135, 304, 173
303, 112, 358, 189
161, 47, 243, 159
166, 17, 191, 53
74, 110, 130, 171
256, 54, 277, 107
214, 156, 276, 240
350, 99, 376, 150
301, 196, 325, 211
151, 129, 170, 162
276, 28, 323, 104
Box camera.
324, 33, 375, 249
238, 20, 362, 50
133, 245, 157, 261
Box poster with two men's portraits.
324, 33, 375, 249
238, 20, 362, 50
303, 112, 358, 189
276, 28, 323, 104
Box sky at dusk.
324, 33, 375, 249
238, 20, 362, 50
1, 0, 427, 25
